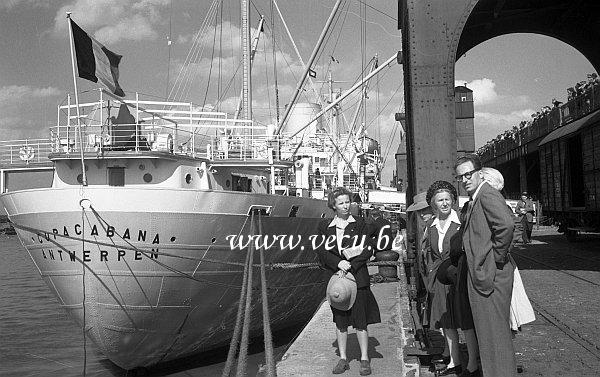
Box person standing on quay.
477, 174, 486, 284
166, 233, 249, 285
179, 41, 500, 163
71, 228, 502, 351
422, 181, 479, 376
455, 154, 517, 377
316, 187, 381, 376
516, 192, 535, 244
368, 207, 393, 252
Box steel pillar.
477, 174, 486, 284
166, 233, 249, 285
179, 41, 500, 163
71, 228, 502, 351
400, 0, 478, 200
519, 156, 528, 194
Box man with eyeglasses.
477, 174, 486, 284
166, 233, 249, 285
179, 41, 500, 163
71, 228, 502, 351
455, 154, 516, 377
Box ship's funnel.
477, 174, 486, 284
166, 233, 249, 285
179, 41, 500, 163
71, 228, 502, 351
282, 102, 324, 136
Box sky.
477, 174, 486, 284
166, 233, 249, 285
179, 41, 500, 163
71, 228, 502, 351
0, 0, 596, 185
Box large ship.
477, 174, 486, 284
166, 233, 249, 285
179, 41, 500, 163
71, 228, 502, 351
0, 1, 398, 370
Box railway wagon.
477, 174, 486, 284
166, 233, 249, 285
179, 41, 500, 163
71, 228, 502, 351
538, 109, 600, 241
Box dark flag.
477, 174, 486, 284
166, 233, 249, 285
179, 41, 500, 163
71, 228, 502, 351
70, 19, 125, 97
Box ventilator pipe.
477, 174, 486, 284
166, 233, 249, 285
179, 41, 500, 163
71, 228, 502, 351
275, 0, 344, 135
288, 52, 401, 139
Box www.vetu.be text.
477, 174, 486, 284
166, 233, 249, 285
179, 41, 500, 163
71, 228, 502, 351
225, 226, 393, 251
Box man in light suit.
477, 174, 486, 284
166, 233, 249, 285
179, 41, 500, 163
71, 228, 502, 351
455, 154, 516, 377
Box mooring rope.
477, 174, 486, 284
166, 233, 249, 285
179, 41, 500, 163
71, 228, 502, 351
221, 239, 252, 377
236, 212, 256, 377
258, 211, 276, 377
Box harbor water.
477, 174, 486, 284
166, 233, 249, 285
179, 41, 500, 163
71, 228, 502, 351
0, 235, 304, 376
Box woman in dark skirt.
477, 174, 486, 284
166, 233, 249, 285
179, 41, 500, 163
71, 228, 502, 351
316, 187, 381, 376
422, 181, 478, 376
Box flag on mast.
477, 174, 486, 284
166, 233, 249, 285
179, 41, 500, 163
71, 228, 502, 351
69, 19, 125, 97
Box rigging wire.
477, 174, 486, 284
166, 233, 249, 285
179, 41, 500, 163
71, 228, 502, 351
360, 0, 367, 129
355, 0, 397, 21
312, 1, 347, 84
380, 82, 405, 166
180, 2, 220, 103
166, 0, 174, 100
218, 0, 224, 109
376, 60, 381, 141
263, 36, 273, 121
315, 0, 351, 98
168, 0, 220, 102
364, 69, 400, 132
270, 0, 280, 123
319, 2, 399, 38
202, 9, 220, 109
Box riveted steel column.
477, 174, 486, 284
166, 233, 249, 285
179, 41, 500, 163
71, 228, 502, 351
400, 0, 479, 200
519, 155, 528, 193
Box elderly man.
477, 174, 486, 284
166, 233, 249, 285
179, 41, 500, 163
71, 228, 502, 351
455, 154, 516, 377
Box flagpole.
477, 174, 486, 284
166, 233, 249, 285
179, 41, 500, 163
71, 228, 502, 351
66, 12, 88, 186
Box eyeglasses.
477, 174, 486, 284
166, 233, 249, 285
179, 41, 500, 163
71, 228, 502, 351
455, 168, 479, 182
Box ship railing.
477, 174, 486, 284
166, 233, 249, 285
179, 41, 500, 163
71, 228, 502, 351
53, 91, 274, 158
343, 174, 359, 192
0, 139, 54, 168
52, 91, 363, 163
209, 134, 280, 161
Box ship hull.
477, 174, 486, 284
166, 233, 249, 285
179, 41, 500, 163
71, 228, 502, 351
1, 187, 330, 369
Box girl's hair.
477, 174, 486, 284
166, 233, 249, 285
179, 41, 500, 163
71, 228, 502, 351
426, 180, 458, 205
327, 186, 353, 210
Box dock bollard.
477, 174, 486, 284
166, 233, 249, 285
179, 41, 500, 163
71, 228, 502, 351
374, 250, 400, 279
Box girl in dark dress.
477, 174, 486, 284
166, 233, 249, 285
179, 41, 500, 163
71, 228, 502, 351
422, 181, 478, 376
316, 187, 381, 376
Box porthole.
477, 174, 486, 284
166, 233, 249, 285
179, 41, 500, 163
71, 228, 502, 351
139, 164, 145, 170
143, 173, 153, 183
185, 173, 192, 184
77, 174, 83, 184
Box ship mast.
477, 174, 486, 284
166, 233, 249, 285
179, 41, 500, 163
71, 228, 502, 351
241, 0, 252, 122
234, 16, 265, 121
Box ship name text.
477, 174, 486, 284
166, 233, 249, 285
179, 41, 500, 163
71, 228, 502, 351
31, 224, 175, 263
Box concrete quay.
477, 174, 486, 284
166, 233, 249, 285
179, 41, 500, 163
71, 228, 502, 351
277, 227, 600, 377
416, 227, 600, 376
276, 266, 419, 377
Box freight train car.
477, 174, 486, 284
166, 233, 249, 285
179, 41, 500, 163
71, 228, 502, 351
538, 109, 600, 241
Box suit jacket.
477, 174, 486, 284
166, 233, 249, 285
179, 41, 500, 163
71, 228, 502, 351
316, 217, 376, 288
422, 214, 463, 293
516, 199, 535, 223
463, 182, 514, 295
